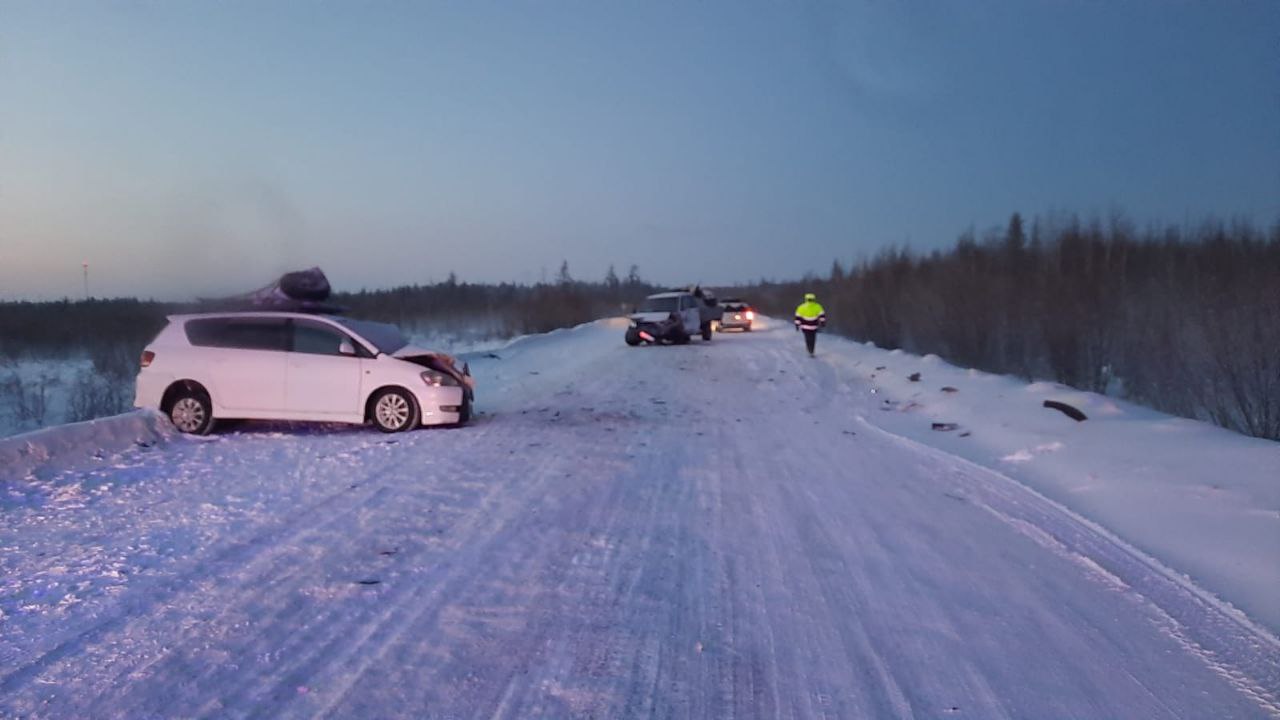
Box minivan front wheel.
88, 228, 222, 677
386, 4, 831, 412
371, 388, 418, 433
169, 392, 214, 435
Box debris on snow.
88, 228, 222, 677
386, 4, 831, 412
1043, 400, 1088, 422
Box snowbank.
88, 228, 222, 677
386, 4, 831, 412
815, 329, 1280, 632
457, 317, 629, 374
0, 409, 177, 482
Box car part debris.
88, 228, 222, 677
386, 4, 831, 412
1043, 400, 1087, 422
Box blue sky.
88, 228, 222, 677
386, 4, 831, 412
2, 1, 1277, 300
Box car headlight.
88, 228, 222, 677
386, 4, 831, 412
421, 370, 454, 387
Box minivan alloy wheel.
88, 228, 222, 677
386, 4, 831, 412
171, 397, 207, 433
374, 391, 413, 431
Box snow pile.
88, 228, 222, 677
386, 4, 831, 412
406, 328, 515, 357
0, 409, 177, 482
459, 317, 629, 368
817, 331, 1280, 632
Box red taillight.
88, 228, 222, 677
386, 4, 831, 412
745, 310, 755, 320
140, 350, 155, 368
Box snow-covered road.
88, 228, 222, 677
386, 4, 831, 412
2, 319, 1277, 718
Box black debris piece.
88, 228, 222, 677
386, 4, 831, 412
1043, 400, 1087, 422
931, 422, 959, 432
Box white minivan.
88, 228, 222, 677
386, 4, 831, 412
135, 312, 474, 434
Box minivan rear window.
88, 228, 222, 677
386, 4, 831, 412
185, 317, 288, 351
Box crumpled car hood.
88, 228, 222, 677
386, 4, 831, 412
392, 345, 447, 360
391, 346, 476, 390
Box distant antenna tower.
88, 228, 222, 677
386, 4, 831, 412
82, 262, 89, 300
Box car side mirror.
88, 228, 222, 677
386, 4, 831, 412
339, 340, 356, 356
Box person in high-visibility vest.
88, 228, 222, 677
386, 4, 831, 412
793, 292, 827, 356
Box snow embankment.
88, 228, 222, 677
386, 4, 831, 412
0, 410, 177, 482
819, 333, 1280, 633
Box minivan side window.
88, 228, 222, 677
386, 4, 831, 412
185, 318, 288, 351
292, 320, 355, 357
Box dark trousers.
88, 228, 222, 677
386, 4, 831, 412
803, 329, 817, 355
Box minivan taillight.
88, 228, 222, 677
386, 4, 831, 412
140, 350, 155, 368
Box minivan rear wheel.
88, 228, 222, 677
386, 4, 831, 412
371, 388, 418, 433
169, 392, 215, 435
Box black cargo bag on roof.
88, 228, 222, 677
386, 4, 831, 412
201, 267, 342, 313
219, 267, 344, 312
279, 267, 332, 301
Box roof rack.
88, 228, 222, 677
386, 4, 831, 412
190, 299, 347, 314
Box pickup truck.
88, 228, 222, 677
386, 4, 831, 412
625, 289, 718, 345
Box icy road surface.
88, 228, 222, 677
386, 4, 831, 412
2, 319, 1277, 718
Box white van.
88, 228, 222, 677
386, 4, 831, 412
134, 312, 473, 434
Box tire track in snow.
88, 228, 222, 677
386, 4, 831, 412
1, 435, 409, 698
186, 421, 526, 717
282, 358, 659, 718
855, 418, 1280, 718
1, 424, 501, 716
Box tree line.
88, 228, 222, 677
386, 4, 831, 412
3, 219, 1277, 442
336, 263, 654, 337
737, 214, 1280, 441
0, 262, 659, 368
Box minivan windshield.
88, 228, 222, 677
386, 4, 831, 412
638, 296, 680, 313
331, 316, 409, 354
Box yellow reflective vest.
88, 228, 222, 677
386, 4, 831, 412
794, 300, 826, 331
